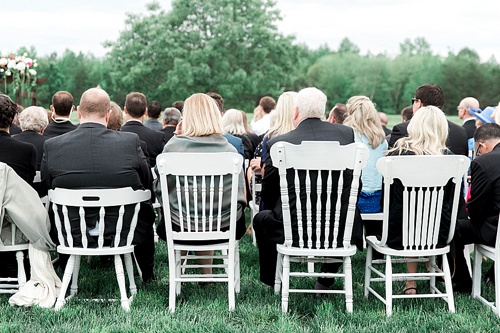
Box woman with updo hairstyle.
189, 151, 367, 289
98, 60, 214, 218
344, 96, 388, 213
154, 93, 246, 278
222, 108, 258, 160
386, 105, 454, 295
107, 101, 124, 131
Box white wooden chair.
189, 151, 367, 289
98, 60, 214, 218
249, 165, 262, 246
271, 141, 368, 313
364, 155, 470, 316
0, 222, 29, 294
472, 212, 500, 317
156, 152, 243, 313
48, 187, 151, 311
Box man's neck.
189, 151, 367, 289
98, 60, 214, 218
0, 127, 9, 134
80, 118, 106, 126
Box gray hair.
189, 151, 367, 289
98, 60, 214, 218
295, 87, 327, 119
162, 107, 181, 126
18, 106, 49, 132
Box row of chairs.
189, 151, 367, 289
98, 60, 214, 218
3, 141, 499, 317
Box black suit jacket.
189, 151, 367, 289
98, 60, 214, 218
0, 131, 36, 185
121, 121, 166, 167
260, 118, 363, 250
13, 130, 47, 170
43, 120, 78, 138
41, 122, 155, 246
462, 119, 476, 140
389, 120, 468, 156
160, 126, 176, 143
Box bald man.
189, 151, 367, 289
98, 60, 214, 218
41, 87, 156, 283
458, 97, 479, 139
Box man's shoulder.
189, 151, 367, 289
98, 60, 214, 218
392, 121, 409, 132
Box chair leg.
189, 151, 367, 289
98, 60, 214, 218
364, 245, 373, 298
175, 250, 182, 296
235, 245, 241, 294
114, 254, 131, 312
442, 254, 455, 313
344, 256, 353, 313
274, 253, 283, 294
70, 255, 81, 296
385, 255, 393, 316
495, 261, 500, 317
15, 251, 26, 289
55, 254, 76, 311
169, 250, 178, 313
472, 245, 482, 299
227, 248, 236, 311
281, 255, 290, 313
124, 253, 137, 296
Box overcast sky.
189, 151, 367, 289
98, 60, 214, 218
3, 0, 499, 62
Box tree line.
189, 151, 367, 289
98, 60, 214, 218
10, 0, 500, 115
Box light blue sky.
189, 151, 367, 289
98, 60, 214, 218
3, 0, 499, 61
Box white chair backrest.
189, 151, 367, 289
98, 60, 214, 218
156, 152, 242, 244
376, 155, 470, 248
271, 141, 368, 249
48, 187, 151, 249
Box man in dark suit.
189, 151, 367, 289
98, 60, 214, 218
14, 106, 48, 170
160, 107, 181, 143
41, 87, 156, 283
389, 84, 468, 156
0, 94, 36, 185
458, 97, 479, 140
253, 87, 363, 288
453, 123, 500, 292
121, 92, 167, 167
44, 91, 78, 138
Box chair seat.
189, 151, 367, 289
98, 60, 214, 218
276, 244, 356, 257
57, 245, 135, 256
476, 244, 495, 259
0, 243, 29, 252
366, 236, 450, 257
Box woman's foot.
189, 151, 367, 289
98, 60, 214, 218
403, 282, 417, 295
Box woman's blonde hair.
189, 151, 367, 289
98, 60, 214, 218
344, 96, 386, 148
182, 93, 224, 137
265, 91, 297, 139
222, 109, 246, 136
389, 105, 448, 155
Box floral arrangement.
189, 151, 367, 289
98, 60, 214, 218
0, 51, 38, 100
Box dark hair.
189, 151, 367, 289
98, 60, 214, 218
474, 123, 500, 142
401, 105, 414, 122
259, 96, 276, 114
0, 94, 17, 128
125, 92, 147, 118
51, 91, 74, 116
172, 101, 184, 113
147, 100, 162, 119
415, 84, 444, 109
206, 92, 224, 113
330, 103, 347, 124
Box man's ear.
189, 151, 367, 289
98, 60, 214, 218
144, 108, 148, 117
77, 106, 82, 119
50, 105, 54, 112
123, 107, 129, 115
105, 109, 111, 123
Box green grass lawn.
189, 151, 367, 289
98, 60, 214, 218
1, 208, 499, 332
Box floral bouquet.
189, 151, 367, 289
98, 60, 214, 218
0, 51, 38, 102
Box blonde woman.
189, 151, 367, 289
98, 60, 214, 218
386, 106, 453, 294
154, 93, 247, 277
222, 108, 259, 160
344, 96, 388, 213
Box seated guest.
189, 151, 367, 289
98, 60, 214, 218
107, 101, 124, 131
378, 111, 391, 136
453, 123, 500, 292
0, 94, 36, 186
9, 105, 23, 135
250, 96, 276, 137
344, 96, 388, 214
144, 100, 163, 131
121, 92, 167, 167
14, 106, 49, 170
458, 97, 480, 140
386, 106, 454, 294
154, 93, 246, 276
172, 100, 184, 114
401, 105, 413, 122
253, 87, 363, 289
41, 87, 156, 283
327, 103, 348, 125
44, 91, 77, 138
160, 107, 181, 143
222, 109, 258, 160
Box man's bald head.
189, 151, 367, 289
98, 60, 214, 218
79, 88, 111, 119
458, 97, 479, 120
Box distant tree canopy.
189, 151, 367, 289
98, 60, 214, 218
7, 1, 500, 115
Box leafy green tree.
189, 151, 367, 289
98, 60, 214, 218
337, 38, 360, 55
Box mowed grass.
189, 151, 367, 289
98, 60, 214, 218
1, 208, 499, 333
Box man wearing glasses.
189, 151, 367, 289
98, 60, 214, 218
453, 123, 500, 292
388, 84, 468, 156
